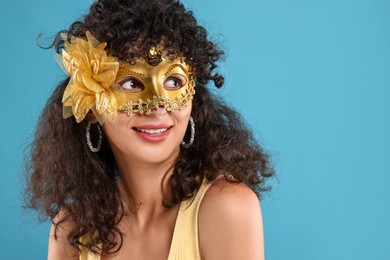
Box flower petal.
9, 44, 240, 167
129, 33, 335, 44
58, 31, 119, 124
82, 74, 105, 93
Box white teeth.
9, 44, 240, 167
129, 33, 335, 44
136, 128, 169, 134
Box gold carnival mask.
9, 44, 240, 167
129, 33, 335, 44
113, 58, 195, 116
58, 31, 195, 124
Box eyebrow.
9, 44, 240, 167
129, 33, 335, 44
165, 64, 189, 77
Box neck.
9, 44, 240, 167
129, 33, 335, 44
113, 151, 178, 223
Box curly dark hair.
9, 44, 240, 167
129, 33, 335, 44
25, 0, 274, 255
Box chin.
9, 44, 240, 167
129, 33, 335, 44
122, 141, 181, 165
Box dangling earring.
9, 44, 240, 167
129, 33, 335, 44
86, 121, 102, 152
181, 116, 195, 147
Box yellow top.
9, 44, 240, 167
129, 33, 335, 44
80, 178, 214, 260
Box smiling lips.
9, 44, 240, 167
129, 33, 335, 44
134, 128, 170, 134
132, 125, 173, 143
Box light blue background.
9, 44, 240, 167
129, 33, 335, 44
1, 0, 389, 259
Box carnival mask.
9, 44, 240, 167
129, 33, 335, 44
113, 57, 195, 116
58, 31, 195, 124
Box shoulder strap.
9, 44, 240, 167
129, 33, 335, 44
79, 236, 101, 260
167, 178, 216, 260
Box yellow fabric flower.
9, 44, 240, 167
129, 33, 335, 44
60, 31, 119, 123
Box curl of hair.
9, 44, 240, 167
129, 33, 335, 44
53, 0, 224, 88
25, 0, 274, 255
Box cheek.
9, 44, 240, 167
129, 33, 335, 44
175, 102, 192, 123
101, 113, 134, 141
174, 103, 193, 141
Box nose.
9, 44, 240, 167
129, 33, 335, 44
151, 76, 162, 97
146, 76, 167, 116
148, 104, 167, 117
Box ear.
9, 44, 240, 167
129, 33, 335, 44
86, 110, 98, 123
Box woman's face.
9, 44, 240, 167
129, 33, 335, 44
102, 56, 194, 164
102, 103, 192, 164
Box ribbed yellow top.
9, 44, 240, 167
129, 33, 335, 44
80, 178, 213, 260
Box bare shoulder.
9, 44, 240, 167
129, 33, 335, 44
198, 178, 265, 260
201, 178, 261, 211
48, 210, 79, 260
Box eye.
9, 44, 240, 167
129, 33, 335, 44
118, 77, 145, 92
164, 74, 187, 90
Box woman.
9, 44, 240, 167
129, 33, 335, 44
25, 0, 274, 259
